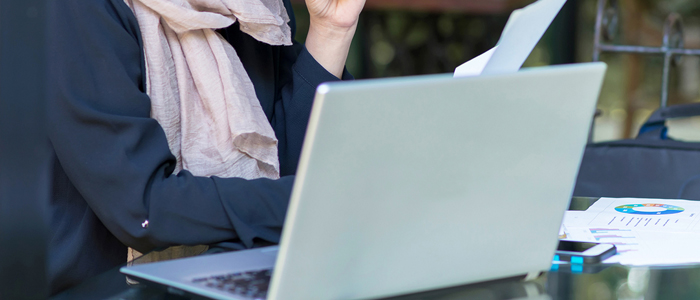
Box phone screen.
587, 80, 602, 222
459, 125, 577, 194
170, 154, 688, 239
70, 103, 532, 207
557, 241, 599, 253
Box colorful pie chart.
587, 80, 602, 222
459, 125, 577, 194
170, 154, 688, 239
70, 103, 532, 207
615, 203, 685, 215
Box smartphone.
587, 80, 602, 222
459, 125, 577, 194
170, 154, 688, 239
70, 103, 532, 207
554, 241, 616, 264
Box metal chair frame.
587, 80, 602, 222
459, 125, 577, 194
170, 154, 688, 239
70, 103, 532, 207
592, 0, 700, 108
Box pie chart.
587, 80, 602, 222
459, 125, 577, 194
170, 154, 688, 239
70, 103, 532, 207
615, 203, 684, 215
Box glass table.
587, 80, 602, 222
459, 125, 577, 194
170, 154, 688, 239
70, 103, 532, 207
52, 198, 700, 300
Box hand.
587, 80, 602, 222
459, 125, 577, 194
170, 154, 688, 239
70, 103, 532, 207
303, 0, 365, 77
305, 0, 365, 30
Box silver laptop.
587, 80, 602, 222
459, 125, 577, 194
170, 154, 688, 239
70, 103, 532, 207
121, 62, 607, 300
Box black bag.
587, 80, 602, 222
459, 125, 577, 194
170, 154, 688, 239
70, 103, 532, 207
573, 102, 700, 200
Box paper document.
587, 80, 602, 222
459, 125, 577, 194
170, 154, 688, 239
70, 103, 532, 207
454, 0, 567, 78
584, 197, 700, 232
561, 197, 700, 266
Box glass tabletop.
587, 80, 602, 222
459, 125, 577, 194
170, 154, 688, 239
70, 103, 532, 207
52, 197, 700, 300
52, 262, 700, 300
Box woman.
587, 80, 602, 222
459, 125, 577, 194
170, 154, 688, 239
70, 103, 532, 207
47, 0, 363, 294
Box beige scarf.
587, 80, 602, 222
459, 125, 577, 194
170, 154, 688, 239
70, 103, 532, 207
124, 0, 292, 265
128, 0, 292, 178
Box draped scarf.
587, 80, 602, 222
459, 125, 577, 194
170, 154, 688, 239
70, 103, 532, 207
123, 0, 292, 266
127, 0, 292, 179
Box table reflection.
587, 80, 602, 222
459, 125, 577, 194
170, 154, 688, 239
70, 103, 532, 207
386, 276, 548, 300
548, 263, 700, 300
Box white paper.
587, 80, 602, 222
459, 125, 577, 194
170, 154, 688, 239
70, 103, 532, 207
500, 8, 524, 38
562, 210, 596, 227
584, 197, 700, 232
563, 227, 700, 265
561, 197, 700, 266
453, 47, 497, 77
453, 0, 567, 78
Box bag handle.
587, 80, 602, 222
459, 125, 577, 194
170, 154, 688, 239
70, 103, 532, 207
637, 102, 700, 140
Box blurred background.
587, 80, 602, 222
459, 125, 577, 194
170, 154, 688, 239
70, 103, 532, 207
291, 0, 700, 143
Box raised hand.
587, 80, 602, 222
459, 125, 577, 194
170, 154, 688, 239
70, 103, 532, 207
305, 0, 366, 29
303, 0, 366, 77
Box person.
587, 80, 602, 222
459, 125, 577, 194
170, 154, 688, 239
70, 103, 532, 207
47, 0, 364, 294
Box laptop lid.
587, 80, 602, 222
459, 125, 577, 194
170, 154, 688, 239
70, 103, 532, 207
269, 63, 606, 300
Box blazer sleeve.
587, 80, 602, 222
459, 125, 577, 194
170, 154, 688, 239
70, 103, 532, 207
272, 45, 354, 176
263, 0, 354, 176
214, 0, 353, 177
48, 0, 296, 252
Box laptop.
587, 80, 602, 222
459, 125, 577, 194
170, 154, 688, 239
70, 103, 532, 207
121, 62, 607, 300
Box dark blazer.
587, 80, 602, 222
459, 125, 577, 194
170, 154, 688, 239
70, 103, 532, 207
46, 0, 350, 294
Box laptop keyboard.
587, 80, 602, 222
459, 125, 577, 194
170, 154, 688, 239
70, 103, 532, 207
192, 269, 272, 299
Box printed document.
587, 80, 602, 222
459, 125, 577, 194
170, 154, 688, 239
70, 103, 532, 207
561, 198, 700, 265
454, 0, 567, 77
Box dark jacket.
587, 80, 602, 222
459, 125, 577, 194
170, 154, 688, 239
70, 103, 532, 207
47, 0, 350, 294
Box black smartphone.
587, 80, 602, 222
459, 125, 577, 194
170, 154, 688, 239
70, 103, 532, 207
554, 241, 616, 264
